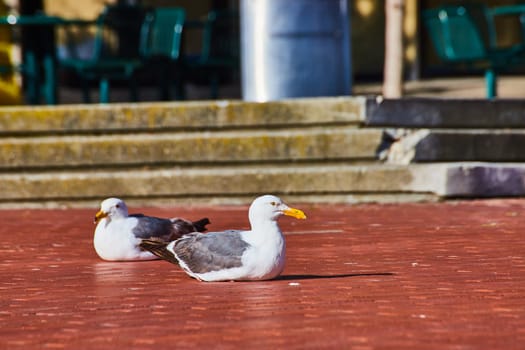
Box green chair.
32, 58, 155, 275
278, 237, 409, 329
184, 10, 239, 99
139, 7, 186, 101
423, 4, 525, 98
59, 4, 146, 103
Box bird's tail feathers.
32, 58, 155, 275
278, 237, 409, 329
169, 217, 210, 234
139, 239, 179, 265
192, 217, 210, 232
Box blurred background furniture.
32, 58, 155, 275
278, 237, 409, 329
59, 5, 186, 103
0, 13, 95, 104
139, 7, 186, 101
183, 9, 239, 99
423, 3, 525, 98
58, 3, 146, 103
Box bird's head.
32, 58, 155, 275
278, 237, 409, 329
94, 197, 129, 224
248, 194, 306, 223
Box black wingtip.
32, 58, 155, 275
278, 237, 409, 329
139, 239, 179, 265
139, 239, 167, 253
193, 218, 211, 232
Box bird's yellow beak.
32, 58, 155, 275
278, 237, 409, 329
94, 210, 108, 224
283, 207, 307, 220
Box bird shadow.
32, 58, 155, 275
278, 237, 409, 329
277, 272, 395, 281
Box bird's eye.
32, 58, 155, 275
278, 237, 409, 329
116, 204, 120, 208
270, 201, 277, 206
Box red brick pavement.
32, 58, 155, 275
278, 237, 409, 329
0, 200, 524, 349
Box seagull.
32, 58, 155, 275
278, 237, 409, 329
93, 197, 210, 261
139, 194, 306, 282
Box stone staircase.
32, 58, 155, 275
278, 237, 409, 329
368, 97, 525, 198
1, 97, 524, 207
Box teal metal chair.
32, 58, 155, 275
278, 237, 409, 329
59, 4, 146, 103
183, 10, 239, 99
139, 7, 186, 101
423, 4, 525, 98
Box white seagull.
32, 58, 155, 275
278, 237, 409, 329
139, 194, 306, 282
93, 197, 210, 261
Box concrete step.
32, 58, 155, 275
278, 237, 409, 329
379, 129, 525, 164
1, 96, 524, 207
0, 127, 382, 169
0, 97, 365, 134
367, 98, 525, 128
3, 162, 524, 207
0, 163, 439, 205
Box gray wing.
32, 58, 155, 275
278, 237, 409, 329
173, 230, 250, 274
130, 214, 175, 241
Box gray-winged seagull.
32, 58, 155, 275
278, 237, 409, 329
139, 194, 306, 281
94, 197, 210, 261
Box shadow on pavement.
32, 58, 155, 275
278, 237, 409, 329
277, 272, 395, 281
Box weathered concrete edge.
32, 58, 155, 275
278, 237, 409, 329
381, 129, 525, 164
0, 193, 440, 209
410, 161, 525, 197
1, 162, 520, 206
0, 164, 440, 200
445, 162, 525, 197
374, 161, 525, 198
0, 128, 383, 168
0, 96, 367, 133
366, 97, 525, 128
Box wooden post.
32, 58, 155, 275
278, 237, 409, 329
404, 0, 420, 81
383, 0, 405, 98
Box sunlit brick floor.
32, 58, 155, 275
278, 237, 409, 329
1, 199, 524, 349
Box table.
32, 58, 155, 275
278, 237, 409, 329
0, 14, 94, 104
